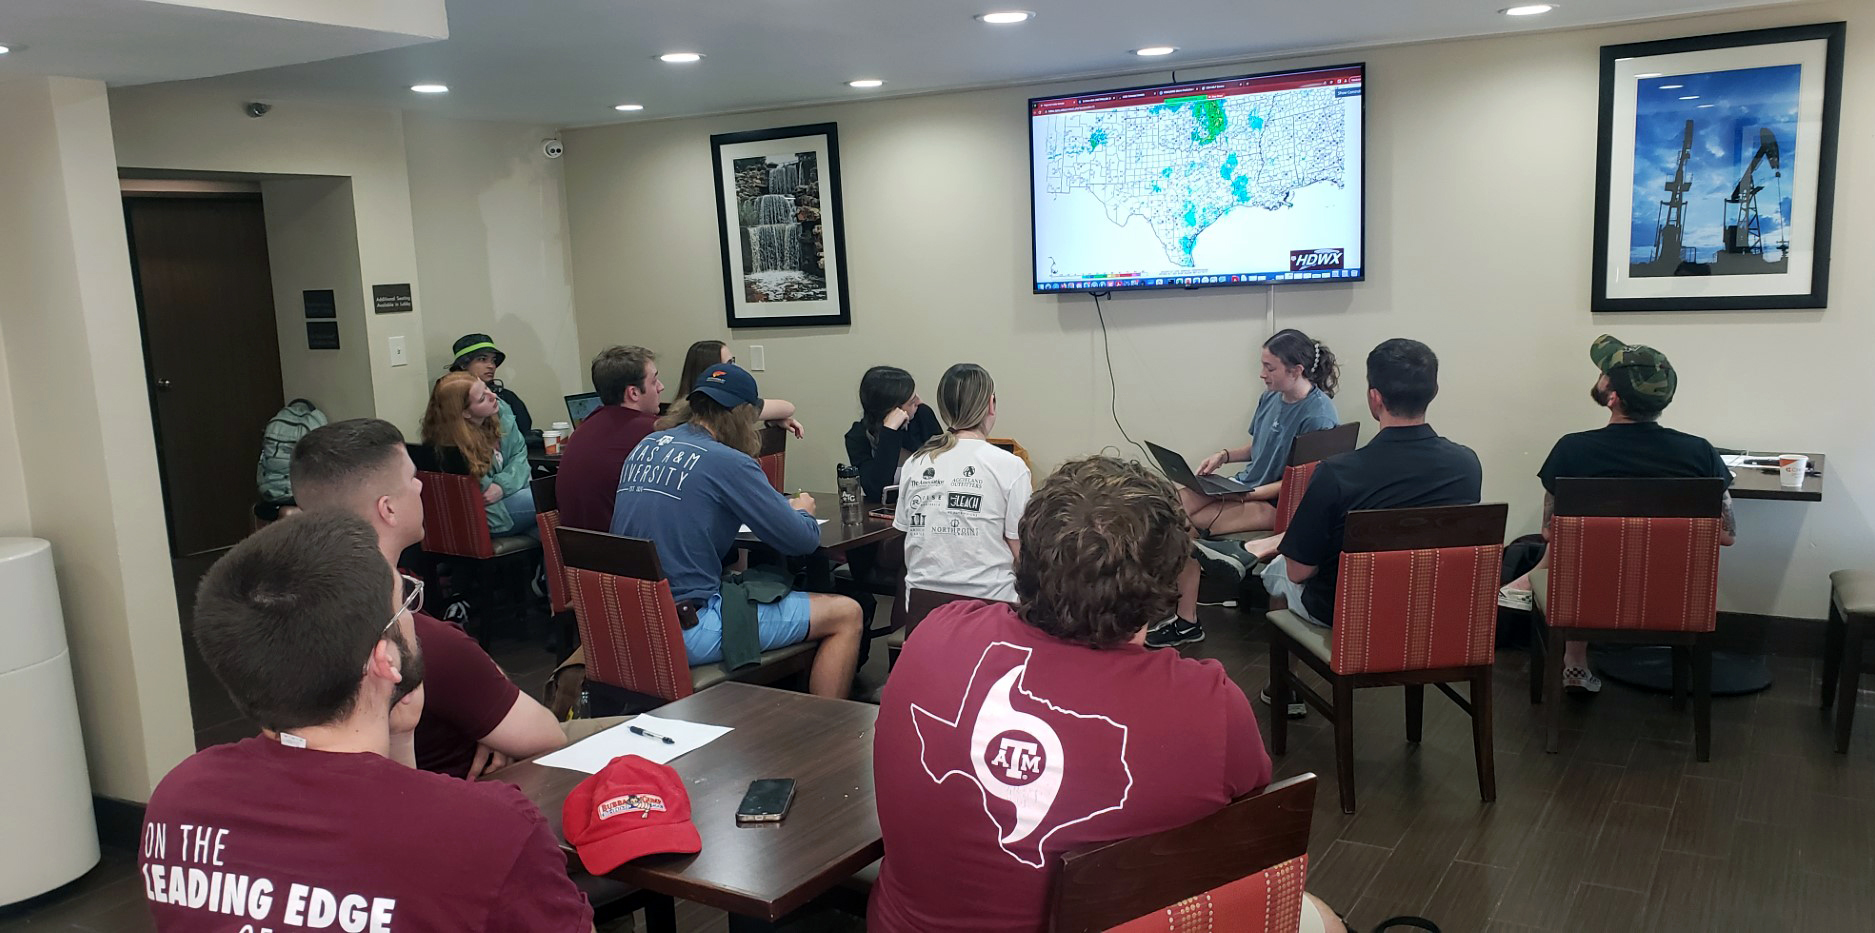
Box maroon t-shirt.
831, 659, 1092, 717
556, 405, 659, 531
140, 737, 591, 932
411, 611, 521, 778
868, 601, 1272, 933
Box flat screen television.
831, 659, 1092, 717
1030, 63, 1365, 293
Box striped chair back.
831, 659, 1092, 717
1272, 423, 1358, 534
1329, 503, 1507, 676
1546, 477, 1724, 634
556, 526, 694, 702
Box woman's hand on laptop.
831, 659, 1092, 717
1198, 449, 1230, 475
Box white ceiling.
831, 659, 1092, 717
7, 0, 1812, 126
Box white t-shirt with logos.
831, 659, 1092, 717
893, 439, 1032, 604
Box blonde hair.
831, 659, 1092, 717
913, 363, 994, 461
657, 394, 760, 457
420, 371, 501, 477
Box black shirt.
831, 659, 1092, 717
1537, 422, 1731, 492
843, 405, 942, 501
1279, 424, 1484, 624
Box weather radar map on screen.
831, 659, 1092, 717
1031, 64, 1364, 293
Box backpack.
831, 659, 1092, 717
256, 399, 327, 503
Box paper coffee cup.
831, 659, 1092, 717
1778, 455, 1808, 487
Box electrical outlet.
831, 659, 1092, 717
748, 345, 766, 371
388, 336, 408, 367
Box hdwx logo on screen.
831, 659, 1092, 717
1289, 248, 1345, 273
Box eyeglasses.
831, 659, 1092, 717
384, 573, 424, 637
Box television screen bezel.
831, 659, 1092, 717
1028, 61, 1367, 295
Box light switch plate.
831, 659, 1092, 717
388, 336, 408, 367
748, 344, 765, 371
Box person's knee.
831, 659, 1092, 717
814, 595, 863, 634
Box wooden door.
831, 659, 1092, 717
125, 196, 285, 557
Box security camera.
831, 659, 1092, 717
244, 102, 272, 118
542, 138, 564, 159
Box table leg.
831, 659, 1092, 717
727, 914, 783, 933
1591, 645, 1771, 696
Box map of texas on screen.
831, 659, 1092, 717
1030, 64, 1364, 293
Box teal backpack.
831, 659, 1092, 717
256, 399, 327, 503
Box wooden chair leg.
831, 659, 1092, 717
1269, 633, 1291, 755
1822, 600, 1845, 711
1544, 626, 1566, 753
1835, 618, 1864, 754
1472, 668, 1496, 803
643, 894, 678, 933
1670, 646, 1690, 713
1333, 677, 1356, 813
1528, 612, 1545, 705
1693, 639, 1712, 763
1405, 684, 1425, 744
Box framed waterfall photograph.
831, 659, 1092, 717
1591, 22, 1844, 312
710, 122, 852, 327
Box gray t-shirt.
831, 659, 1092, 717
1235, 388, 1340, 487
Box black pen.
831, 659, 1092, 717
629, 724, 675, 745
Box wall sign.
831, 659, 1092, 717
306, 322, 340, 350
302, 289, 336, 319
372, 283, 414, 314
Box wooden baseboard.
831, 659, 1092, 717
93, 796, 146, 849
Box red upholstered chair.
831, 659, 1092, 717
1267, 503, 1506, 813
1048, 774, 1316, 933
408, 444, 541, 642
1529, 477, 1725, 760
885, 588, 1013, 669
758, 424, 787, 494
555, 526, 817, 704
1271, 423, 1359, 535
532, 474, 571, 617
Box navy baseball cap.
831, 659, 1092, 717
691, 361, 763, 411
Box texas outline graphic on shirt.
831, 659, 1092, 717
909, 642, 1132, 867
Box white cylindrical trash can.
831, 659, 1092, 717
0, 538, 100, 905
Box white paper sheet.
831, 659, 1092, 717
534, 714, 734, 772
738, 519, 828, 534
1722, 454, 1780, 471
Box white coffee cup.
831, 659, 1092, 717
1778, 454, 1808, 488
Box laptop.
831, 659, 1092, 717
564, 392, 603, 427
1145, 441, 1256, 496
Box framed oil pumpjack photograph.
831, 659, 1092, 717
1591, 22, 1844, 312
710, 122, 853, 328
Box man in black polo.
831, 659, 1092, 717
1259, 338, 1483, 715
1498, 334, 1736, 693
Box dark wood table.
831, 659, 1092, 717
739, 490, 901, 552
1727, 451, 1824, 502
499, 683, 882, 926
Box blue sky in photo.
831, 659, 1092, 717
1629, 64, 1799, 263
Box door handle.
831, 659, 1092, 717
155, 379, 173, 391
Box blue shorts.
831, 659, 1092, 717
682, 590, 813, 665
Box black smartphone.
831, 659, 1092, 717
735, 778, 797, 824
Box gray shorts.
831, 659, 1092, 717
1261, 556, 1327, 627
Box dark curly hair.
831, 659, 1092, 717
1015, 456, 1192, 649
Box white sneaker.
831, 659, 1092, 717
1562, 666, 1603, 694
1497, 584, 1534, 611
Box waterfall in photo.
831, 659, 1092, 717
747, 224, 801, 272
739, 194, 795, 227
768, 159, 803, 195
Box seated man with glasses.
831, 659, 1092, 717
292, 418, 569, 778
141, 512, 593, 931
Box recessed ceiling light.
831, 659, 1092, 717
1634, 72, 1664, 79
976, 11, 1035, 24
848, 79, 884, 88
614, 103, 644, 112
0, 45, 10, 55
659, 52, 703, 64
1502, 4, 1555, 15
410, 84, 449, 94
1133, 46, 1178, 57
1679, 95, 1700, 100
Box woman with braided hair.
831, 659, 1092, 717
1147, 328, 1341, 650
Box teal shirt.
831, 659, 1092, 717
1235, 388, 1340, 487
483, 398, 531, 534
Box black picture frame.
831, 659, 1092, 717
709, 122, 852, 328
1591, 22, 1844, 312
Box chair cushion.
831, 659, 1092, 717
1530, 569, 1549, 613
689, 640, 819, 691
1267, 609, 1331, 663
490, 535, 541, 557
1831, 570, 1875, 615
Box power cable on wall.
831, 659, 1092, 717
1089, 291, 1152, 463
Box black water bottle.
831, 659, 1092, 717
837, 463, 863, 524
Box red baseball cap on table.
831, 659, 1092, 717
562, 755, 701, 874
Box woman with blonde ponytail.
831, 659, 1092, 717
893, 364, 1032, 604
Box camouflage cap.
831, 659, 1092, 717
1590, 334, 1676, 405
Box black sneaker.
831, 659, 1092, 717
1193, 539, 1254, 582
1259, 685, 1308, 719
1144, 618, 1204, 649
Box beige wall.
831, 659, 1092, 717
109, 86, 432, 434
0, 76, 194, 800
0, 315, 32, 534
259, 175, 378, 420
404, 113, 582, 421
564, 1, 1872, 618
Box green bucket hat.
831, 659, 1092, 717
1590, 334, 1676, 406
